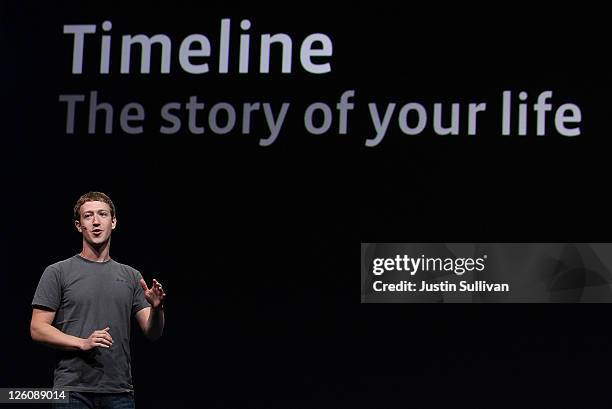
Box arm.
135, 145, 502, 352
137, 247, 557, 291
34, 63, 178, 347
136, 278, 166, 341
31, 308, 83, 351
136, 305, 165, 341
30, 307, 113, 351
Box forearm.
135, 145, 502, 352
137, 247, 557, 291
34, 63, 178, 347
31, 323, 83, 351
146, 305, 165, 341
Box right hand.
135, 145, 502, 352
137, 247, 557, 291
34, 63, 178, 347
80, 327, 113, 351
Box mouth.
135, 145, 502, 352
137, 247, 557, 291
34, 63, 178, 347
92, 230, 103, 235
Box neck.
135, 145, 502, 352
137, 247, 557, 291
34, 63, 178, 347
80, 239, 111, 262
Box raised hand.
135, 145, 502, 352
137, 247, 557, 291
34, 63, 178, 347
140, 278, 166, 308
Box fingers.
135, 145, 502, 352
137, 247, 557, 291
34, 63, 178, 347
99, 331, 113, 343
92, 328, 113, 345
152, 279, 166, 297
91, 335, 112, 348
85, 327, 114, 349
142, 278, 166, 295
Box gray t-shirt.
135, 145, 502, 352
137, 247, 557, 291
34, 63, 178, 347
31, 254, 150, 393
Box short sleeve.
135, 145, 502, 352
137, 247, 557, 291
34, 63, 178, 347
32, 265, 62, 311
132, 270, 151, 316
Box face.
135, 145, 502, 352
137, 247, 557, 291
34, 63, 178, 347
75, 201, 116, 246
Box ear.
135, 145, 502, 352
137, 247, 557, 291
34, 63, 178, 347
74, 219, 82, 233
111, 217, 117, 230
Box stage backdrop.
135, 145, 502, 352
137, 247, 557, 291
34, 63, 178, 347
2, 1, 612, 408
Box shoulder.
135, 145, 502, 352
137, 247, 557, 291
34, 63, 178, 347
111, 260, 143, 281
38, 256, 80, 289
43, 255, 79, 275
113, 259, 140, 274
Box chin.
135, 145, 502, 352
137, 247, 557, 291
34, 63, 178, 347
88, 237, 109, 245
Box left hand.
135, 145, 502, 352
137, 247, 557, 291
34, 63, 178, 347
140, 278, 166, 308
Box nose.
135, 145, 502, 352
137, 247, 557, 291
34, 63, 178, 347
92, 214, 100, 225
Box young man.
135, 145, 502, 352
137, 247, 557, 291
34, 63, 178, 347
30, 192, 166, 409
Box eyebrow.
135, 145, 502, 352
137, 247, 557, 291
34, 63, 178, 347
82, 209, 110, 214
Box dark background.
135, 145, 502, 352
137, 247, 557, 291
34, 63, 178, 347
2, 2, 612, 408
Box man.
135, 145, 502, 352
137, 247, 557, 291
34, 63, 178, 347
30, 191, 166, 409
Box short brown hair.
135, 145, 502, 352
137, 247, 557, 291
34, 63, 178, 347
74, 192, 116, 221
